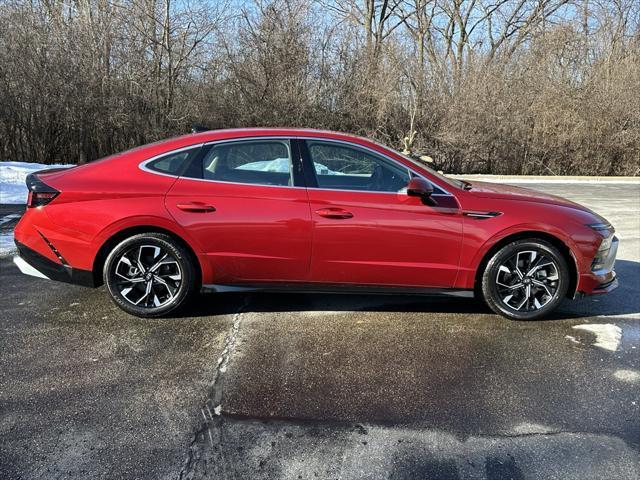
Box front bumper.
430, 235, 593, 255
591, 274, 618, 294
577, 236, 619, 296
13, 240, 95, 287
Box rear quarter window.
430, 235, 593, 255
146, 147, 200, 175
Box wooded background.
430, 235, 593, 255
0, 0, 638, 175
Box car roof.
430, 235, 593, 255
151, 127, 380, 153
193, 127, 368, 141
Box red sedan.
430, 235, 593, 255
13, 128, 618, 319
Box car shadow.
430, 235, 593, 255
555, 258, 639, 319
182, 291, 490, 317
179, 259, 640, 320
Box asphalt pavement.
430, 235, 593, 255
1, 183, 639, 480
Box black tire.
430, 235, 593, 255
481, 238, 569, 320
103, 233, 196, 317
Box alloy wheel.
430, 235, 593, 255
495, 250, 560, 312
113, 244, 182, 308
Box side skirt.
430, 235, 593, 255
201, 282, 474, 298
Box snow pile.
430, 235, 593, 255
0, 233, 15, 256
0, 161, 73, 204
572, 323, 622, 351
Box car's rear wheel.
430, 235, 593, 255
103, 233, 196, 317
481, 239, 569, 320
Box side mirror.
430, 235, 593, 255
407, 177, 437, 206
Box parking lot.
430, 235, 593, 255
1, 183, 639, 479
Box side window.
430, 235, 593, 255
306, 141, 410, 193
200, 140, 292, 186
146, 147, 200, 175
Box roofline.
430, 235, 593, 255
137, 127, 393, 159
187, 127, 373, 143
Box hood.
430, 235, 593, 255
466, 180, 592, 212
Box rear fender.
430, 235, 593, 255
93, 215, 213, 283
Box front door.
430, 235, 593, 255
302, 140, 463, 288
165, 138, 312, 283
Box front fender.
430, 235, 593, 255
455, 222, 580, 290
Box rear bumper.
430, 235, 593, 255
14, 240, 95, 287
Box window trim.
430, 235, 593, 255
299, 138, 453, 196
139, 139, 306, 190
138, 136, 455, 197
139, 144, 205, 178
302, 139, 413, 194
198, 138, 297, 187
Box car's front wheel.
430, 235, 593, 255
103, 233, 196, 317
481, 239, 569, 320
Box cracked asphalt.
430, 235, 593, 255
1, 183, 639, 479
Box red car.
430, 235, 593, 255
13, 128, 618, 320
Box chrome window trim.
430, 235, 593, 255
200, 137, 295, 186
165, 175, 307, 190
295, 137, 454, 196
138, 144, 205, 178
137, 135, 456, 197
139, 140, 304, 190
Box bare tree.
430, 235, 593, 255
0, 0, 638, 175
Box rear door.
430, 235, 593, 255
164, 138, 312, 283
302, 139, 463, 288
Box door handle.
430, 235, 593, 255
176, 202, 216, 213
315, 208, 353, 219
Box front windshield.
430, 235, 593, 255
383, 145, 466, 190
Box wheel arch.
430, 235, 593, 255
473, 230, 579, 299
92, 225, 203, 288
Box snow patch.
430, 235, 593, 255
0, 161, 72, 204
597, 313, 640, 320
513, 423, 555, 435
564, 335, 581, 345
0, 233, 15, 256
613, 369, 640, 383
572, 323, 622, 352
0, 213, 20, 225
300, 311, 346, 317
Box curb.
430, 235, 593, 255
449, 175, 640, 184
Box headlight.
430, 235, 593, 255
598, 235, 613, 252
591, 232, 618, 273
586, 223, 615, 272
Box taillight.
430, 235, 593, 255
28, 191, 59, 207
26, 173, 60, 208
